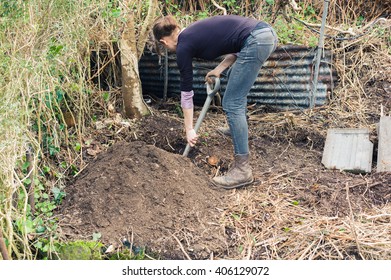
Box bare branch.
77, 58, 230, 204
136, 0, 159, 60
289, 0, 302, 11
211, 0, 227, 15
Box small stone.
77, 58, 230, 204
207, 155, 219, 166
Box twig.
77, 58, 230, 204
308, 236, 324, 260
214, 165, 220, 177
258, 171, 295, 186
72, 163, 89, 178
211, 0, 227, 15
294, 17, 357, 36
0, 230, 10, 260
244, 242, 253, 260
298, 239, 317, 260
254, 236, 288, 247
289, 0, 301, 11
345, 184, 365, 260
171, 232, 192, 260
26, 147, 35, 216
328, 238, 344, 259
348, 181, 382, 189
129, 229, 134, 259
166, 136, 175, 151
143, 253, 156, 260
362, 213, 391, 220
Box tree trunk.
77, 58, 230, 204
120, 0, 158, 119
120, 11, 149, 119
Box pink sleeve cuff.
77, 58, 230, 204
181, 90, 194, 109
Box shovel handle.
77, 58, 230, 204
183, 78, 221, 157
206, 77, 221, 96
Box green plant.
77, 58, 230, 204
196, 10, 208, 19
52, 240, 104, 260
291, 200, 300, 206
356, 15, 365, 27
302, 3, 316, 21
175, 103, 183, 118
273, 14, 320, 46
223, 0, 240, 13
74, 142, 82, 152
6, 153, 67, 259
108, 247, 149, 260
274, 18, 295, 44
102, 92, 110, 102
231, 213, 241, 221
308, 35, 318, 47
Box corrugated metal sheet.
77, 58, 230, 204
139, 45, 337, 109
377, 116, 391, 172
322, 128, 373, 173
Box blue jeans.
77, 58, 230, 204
222, 26, 277, 155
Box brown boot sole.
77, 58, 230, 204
212, 178, 254, 190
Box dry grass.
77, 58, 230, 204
220, 177, 391, 259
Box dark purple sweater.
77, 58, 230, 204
176, 15, 261, 92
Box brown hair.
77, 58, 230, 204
152, 15, 180, 41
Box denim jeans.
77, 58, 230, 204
222, 26, 278, 155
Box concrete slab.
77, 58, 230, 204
322, 128, 373, 173
377, 116, 391, 172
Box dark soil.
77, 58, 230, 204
59, 139, 227, 259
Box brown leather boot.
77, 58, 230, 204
212, 154, 253, 189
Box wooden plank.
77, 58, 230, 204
322, 128, 373, 173
377, 116, 391, 172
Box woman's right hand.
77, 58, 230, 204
205, 69, 221, 84
186, 129, 198, 147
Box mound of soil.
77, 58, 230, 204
59, 140, 227, 259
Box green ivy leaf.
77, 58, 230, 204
74, 142, 82, 152
25, 219, 35, 234
34, 241, 43, 250
36, 225, 46, 234
102, 92, 110, 102
22, 161, 30, 173
23, 178, 32, 185
111, 8, 121, 18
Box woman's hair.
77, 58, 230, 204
152, 15, 180, 42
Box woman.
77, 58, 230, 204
153, 15, 278, 189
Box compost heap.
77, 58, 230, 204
59, 140, 227, 259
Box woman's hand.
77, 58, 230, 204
205, 54, 237, 83
186, 129, 198, 147
205, 69, 221, 84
